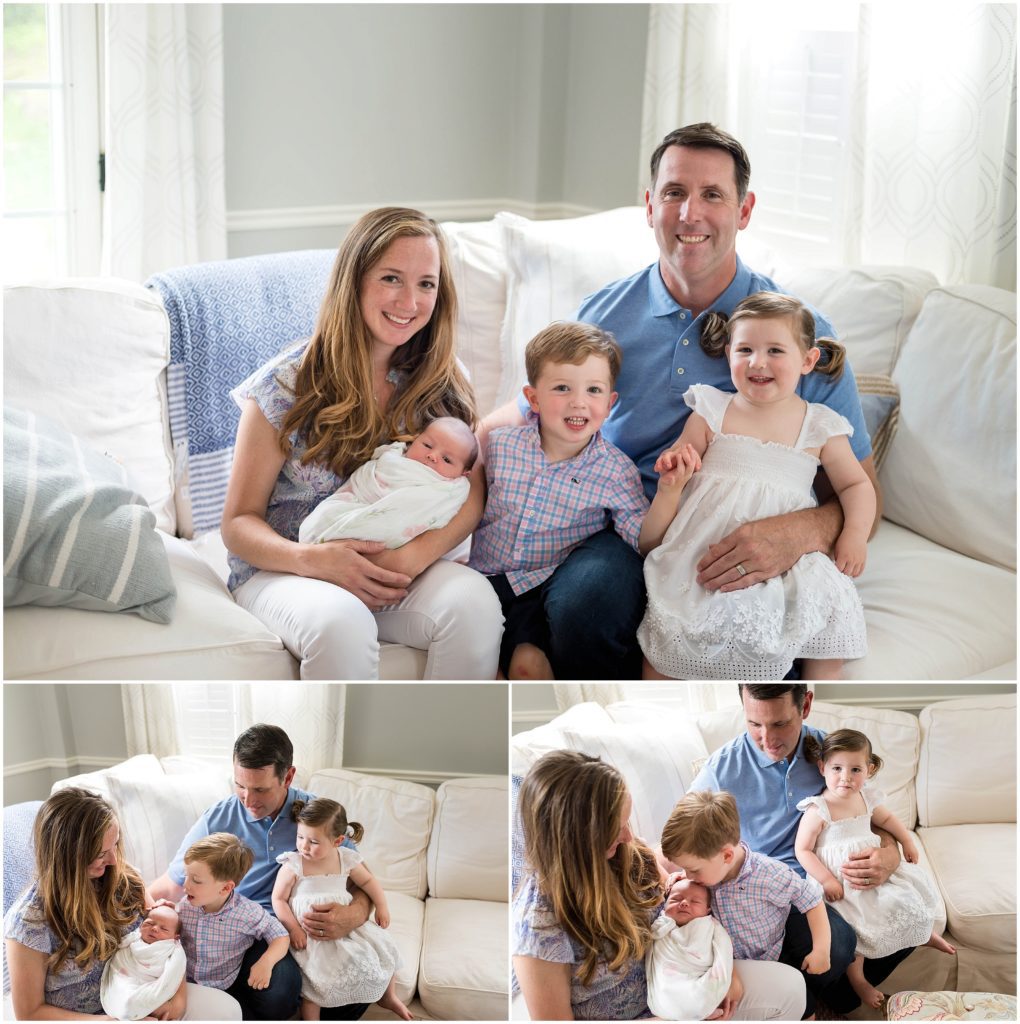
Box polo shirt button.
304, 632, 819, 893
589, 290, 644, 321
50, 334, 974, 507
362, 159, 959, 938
680, 313, 687, 320
677, 368, 685, 375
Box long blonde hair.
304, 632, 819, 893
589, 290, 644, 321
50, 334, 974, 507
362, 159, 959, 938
518, 751, 661, 986
30, 788, 145, 973
279, 207, 476, 477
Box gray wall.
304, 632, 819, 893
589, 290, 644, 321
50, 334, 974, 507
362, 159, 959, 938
4, 684, 507, 803
223, 4, 649, 257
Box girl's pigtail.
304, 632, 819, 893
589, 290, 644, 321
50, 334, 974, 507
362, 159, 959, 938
348, 820, 365, 844
802, 733, 822, 764
869, 751, 884, 774
814, 338, 846, 379
290, 800, 306, 822
699, 312, 730, 359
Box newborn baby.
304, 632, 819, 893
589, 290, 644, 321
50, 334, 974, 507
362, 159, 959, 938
646, 878, 734, 1021
299, 417, 478, 547
100, 905, 187, 1020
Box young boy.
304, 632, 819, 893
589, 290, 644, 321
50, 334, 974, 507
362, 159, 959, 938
177, 832, 291, 998
660, 791, 831, 1019
469, 322, 655, 680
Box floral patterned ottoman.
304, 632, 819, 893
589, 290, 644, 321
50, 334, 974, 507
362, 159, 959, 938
887, 991, 1018, 1020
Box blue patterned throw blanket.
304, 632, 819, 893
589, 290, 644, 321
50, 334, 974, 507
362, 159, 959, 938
146, 249, 335, 535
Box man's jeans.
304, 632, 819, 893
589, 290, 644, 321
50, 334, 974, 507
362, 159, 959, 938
780, 904, 915, 1017
544, 528, 646, 679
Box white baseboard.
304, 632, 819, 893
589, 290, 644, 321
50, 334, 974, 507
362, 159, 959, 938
341, 766, 496, 787
227, 198, 598, 233
3, 755, 118, 779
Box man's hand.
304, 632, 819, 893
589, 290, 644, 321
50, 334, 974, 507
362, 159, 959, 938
696, 508, 832, 592
841, 844, 897, 890
301, 897, 368, 940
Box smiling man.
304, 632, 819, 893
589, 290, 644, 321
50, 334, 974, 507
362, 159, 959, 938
149, 724, 371, 1021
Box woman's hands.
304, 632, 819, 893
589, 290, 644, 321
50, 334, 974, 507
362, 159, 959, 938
716, 967, 744, 1020
296, 539, 411, 609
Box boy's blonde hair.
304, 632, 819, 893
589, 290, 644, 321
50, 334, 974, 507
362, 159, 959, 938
524, 321, 622, 387
661, 790, 741, 860
184, 832, 254, 885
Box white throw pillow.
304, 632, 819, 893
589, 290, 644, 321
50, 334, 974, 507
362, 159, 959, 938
308, 769, 435, 899
510, 701, 615, 777
4, 281, 176, 534
427, 777, 507, 903
104, 771, 232, 883
440, 219, 508, 418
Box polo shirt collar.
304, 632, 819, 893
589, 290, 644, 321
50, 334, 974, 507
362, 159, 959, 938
647, 255, 752, 319
742, 727, 809, 769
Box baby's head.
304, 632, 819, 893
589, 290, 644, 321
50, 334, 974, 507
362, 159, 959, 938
664, 876, 711, 926
700, 291, 846, 400
182, 833, 254, 911
522, 322, 621, 452
139, 904, 180, 944
805, 728, 883, 797
660, 790, 742, 887
404, 417, 478, 479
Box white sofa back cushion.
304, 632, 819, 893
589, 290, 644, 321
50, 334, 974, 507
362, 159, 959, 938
426, 776, 508, 903
916, 693, 1017, 828
308, 769, 435, 900
882, 284, 1016, 570
4, 281, 177, 535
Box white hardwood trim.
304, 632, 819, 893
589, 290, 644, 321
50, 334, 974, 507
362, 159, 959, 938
227, 199, 597, 233
340, 766, 498, 786
3, 755, 117, 778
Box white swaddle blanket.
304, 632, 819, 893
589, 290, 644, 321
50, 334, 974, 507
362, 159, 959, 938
100, 930, 187, 1020
646, 912, 733, 1021
299, 442, 470, 547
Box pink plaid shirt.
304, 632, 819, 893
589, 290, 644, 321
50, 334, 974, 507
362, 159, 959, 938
469, 419, 648, 595
709, 842, 823, 961
178, 891, 287, 989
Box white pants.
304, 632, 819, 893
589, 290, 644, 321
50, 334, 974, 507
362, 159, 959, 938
730, 960, 806, 1020
234, 558, 503, 679
183, 982, 242, 1020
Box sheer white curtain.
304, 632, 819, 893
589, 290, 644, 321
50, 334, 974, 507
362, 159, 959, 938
238, 684, 346, 773
102, 4, 227, 281
553, 682, 740, 713
640, 3, 1017, 288
121, 684, 181, 758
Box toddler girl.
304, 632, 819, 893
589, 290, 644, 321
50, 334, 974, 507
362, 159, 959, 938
637, 291, 875, 680
795, 729, 954, 1008
271, 797, 411, 1021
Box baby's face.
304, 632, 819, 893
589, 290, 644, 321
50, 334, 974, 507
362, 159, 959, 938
140, 905, 180, 943
664, 878, 711, 926
405, 422, 473, 479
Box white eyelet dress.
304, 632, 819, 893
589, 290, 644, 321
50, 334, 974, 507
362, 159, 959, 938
638, 384, 868, 679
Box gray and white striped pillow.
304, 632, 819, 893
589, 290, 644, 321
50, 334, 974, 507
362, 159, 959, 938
3, 407, 176, 623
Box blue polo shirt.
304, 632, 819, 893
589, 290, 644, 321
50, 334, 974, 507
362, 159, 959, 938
573, 258, 872, 500
168, 786, 314, 911
690, 725, 828, 875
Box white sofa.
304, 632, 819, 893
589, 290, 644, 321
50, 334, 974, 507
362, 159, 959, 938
18, 757, 508, 1021
4, 208, 1016, 679
510, 692, 1017, 1017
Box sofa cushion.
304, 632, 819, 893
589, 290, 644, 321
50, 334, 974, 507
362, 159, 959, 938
427, 777, 507, 903
307, 769, 435, 900
509, 700, 615, 776
918, 823, 1016, 952
848, 520, 1017, 680
418, 897, 508, 1020
916, 694, 1017, 827
384, 891, 425, 1005
780, 266, 938, 376
4, 534, 297, 679
882, 284, 1016, 570
4, 408, 177, 624
51, 753, 166, 800
3, 280, 176, 534
807, 700, 919, 828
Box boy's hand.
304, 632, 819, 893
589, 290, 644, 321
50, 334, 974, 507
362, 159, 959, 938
248, 958, 274, 990
655, 443, 701, 489
288, 924, 308, 950
834, 533, 867, 577
375, 907, 390, 928
822, 876, 844, 902
802, 947, 831, 975
901, 836, 919, 864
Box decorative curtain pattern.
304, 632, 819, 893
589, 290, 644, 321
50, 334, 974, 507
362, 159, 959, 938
121, 683, 180, 758
554, 683, 626, 710
640, 4, 1017, 288
102, 4, 226, 281
238, 684, 347, 775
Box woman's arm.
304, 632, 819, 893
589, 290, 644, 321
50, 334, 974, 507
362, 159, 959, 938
221, 399, 411, 609
819, 434, 877, 577
6, 940, 112, 1021
151, 976, 187, 1021
348, 862, 391, 927
513, 955, 574, 1021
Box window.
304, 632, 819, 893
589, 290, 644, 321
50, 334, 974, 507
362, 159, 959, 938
172, 683, 244, 763
3, 4, 100, 280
